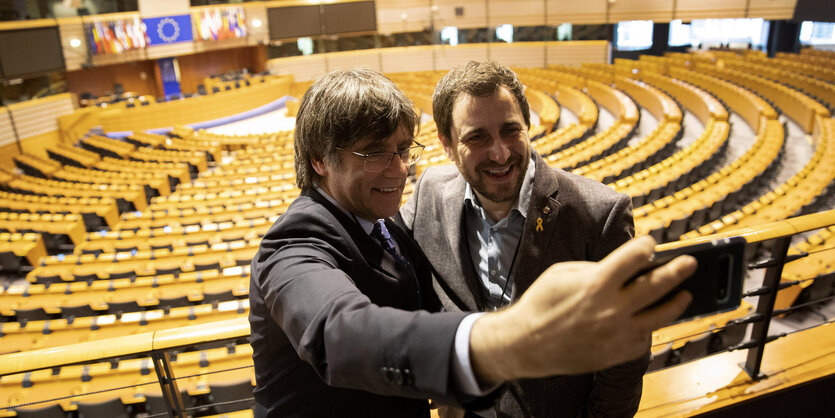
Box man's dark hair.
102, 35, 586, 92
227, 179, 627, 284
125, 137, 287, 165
432, 61, 530, 145
294, 68, 419, 188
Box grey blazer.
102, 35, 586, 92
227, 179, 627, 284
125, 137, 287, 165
398, 153, 648, 418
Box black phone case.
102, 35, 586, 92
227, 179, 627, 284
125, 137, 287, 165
646, 236, 746, 324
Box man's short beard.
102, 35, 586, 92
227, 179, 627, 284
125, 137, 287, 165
458, 153, 528, 204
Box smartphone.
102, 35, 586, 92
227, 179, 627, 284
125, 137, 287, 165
634, 236, 746, 324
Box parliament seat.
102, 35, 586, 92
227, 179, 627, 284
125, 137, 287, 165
47, 143, 101, 169
76, 398, 129, 418
1, 300, 249, 354
12, 404, 67, 418
1, 267, 249, 318
0, 233, 47, 273
0, 212, 86, 253
144, 391, 195, 417
3, 171, 147, 213
12, 154, 61, 179
207, 379, 255, 414
80, 136, 135, 160
52, 165, 172, 199
95, 157, 191, 188
74, 217, 273, 255
0, 190, 120, 231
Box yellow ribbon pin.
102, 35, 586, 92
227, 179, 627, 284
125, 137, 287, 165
536, 217, 544, 232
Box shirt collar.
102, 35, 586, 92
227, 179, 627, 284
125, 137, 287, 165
314, 184, 376, 235
464, 156, 536, 223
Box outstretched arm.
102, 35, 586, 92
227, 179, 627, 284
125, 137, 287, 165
469, 235, 695, 384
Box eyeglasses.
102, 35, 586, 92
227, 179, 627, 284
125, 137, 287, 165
337, 142, 425, 173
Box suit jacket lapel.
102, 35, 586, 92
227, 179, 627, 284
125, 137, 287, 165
305, 188, 402, 280
514, 154, 561, 296
443, 176, 484, 311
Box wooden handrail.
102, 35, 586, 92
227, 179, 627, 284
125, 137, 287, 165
0, 317, 248, 377
656, 209, 835, 251
152, 317, 250, 351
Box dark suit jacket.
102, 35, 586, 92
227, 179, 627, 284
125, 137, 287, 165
250, 187, 471, 418
398, 153, 649, 418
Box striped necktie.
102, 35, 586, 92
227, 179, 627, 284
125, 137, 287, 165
370, 219, 412, 270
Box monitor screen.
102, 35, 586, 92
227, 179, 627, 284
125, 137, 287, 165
795, 0, 835, 23
0, 27, 65, 79
323, 1, 377, 35
268, 5, 323, 40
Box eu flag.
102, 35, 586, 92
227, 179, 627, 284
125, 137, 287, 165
144, 14, 193, 45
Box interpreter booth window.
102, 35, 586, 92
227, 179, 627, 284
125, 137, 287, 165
322, 34, 377, 53
668, 20, 691, 47
1, 0, 138, 21
686, 18, 770, 50
493, 24, 514, 43
440, 26, 459, 46
457, 28, 489, 44
800, 22, 835, 47
267, 37, 318, 59
514, 26, 557, 42
615, 20, 654, 51
379, 31, 433, 48
0, 72, 67, 106
557, 23, 572, 41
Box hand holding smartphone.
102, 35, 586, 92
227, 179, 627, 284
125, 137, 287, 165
632, 236, 746, 324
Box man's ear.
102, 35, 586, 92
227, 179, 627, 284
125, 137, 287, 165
311, 158, 329, 177
439, 134, 456, 162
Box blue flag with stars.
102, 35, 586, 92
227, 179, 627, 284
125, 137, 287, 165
144, 14, 193, 45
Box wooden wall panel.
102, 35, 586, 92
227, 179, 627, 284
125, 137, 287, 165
58, 18, 87, 72
91, 49, 149, 68
434, 1, 488, 30
676, 0, 747, 20
325, 50, 382, 72
19, 130, 61, 160
490, 42, 546, 68
0, 142, 20, 169
609, 0, 674, 22
146, 42, 195, 61
7, 94, 75, 139
268, 55, 328, 82
380, 46, 435, 73
546, 40, 610, 66
177, 46, 264, 94
245, 5, 270, 45
378, 0, 784, 29
377, 0, 432, 34
266, 41, 612, 79
747, 0, 797, 19
0, 95, 73, 162
433, 44, 489, 70
193, 38, 250, 55
546, 0, 608, 25
66, 60, 159, 98
489, 0, 546, 26
0, 108, 15, 148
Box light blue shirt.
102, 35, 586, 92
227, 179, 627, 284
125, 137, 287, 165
463, 157, 536, 309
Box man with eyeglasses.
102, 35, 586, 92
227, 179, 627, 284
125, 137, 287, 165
249, 68, 695, 417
